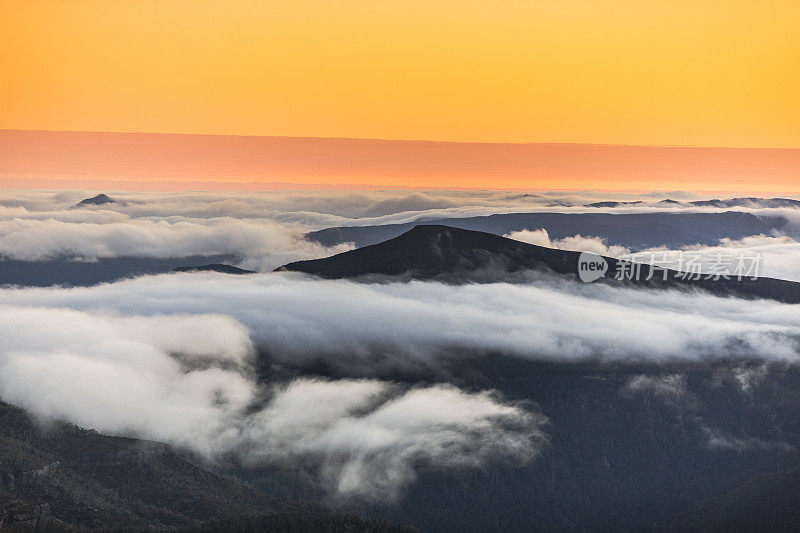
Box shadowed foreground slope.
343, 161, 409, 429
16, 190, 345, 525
0, 402, 411, 532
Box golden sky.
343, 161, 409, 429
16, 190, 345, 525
2, 0, 800, 148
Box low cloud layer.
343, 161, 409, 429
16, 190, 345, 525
0, 215, 351, 269
506, 229, 631, 257
3, 189, 800, 505
2, 272, 798, 368
0, 304, 542, 501
240, 379, 545, 501
507, 230, 800, 282
3, 190, 800, 275
2, 267, 799, 498
641, 234, 800, 282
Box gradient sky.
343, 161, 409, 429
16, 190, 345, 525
2, 0, 799, 148
3, 130, 800, 193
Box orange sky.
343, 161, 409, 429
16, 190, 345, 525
2, 130, 799, 194
1, 1, 799, 190
2, 0, 800, 147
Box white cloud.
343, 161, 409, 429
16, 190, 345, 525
0, 307, 256, 456
506, 228, 631, 257
0, 216, 350, 269
638, 234, 800, 282
240, 379, 545, 501
3, 190, 800, 275
0, 304, 542, 501
624, 374, 691, 406
4, 188, 800, 502
1, 272, 798, 367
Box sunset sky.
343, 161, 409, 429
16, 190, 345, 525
2, 1, 799, 190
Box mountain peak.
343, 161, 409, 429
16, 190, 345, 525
280, 224, 800, 303
279, 224, 577, 280
173, 264, 255, 275
74, 193, 116, 207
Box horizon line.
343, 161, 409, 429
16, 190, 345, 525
5, 128, 800, 152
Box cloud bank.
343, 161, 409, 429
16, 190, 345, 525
0, 191, 800, 280
506, 230, 800, 282
506, 228, 631, 257
240, 379, 545, 501
1, 264, 798, 498
0, 215, 351, 269
4, 189, 800, 502
4, 189, 800, 278
2, 272, 798, 368
0, 304, 542, 500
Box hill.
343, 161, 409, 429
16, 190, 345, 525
0, 255, 239, 287
237, 357, 800, 532
306, 211, 785, 250
73, 193, 117, 207
281, 225, 800, 304
173, 264, 256, 274
0, 401, 411, 531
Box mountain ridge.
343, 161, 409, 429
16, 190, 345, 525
173, 264, 255, 274
282, 225, 800, 304
306, 211, 786, 250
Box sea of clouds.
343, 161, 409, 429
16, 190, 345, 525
2, 188, 800, 500
0, 300, 546, 501
1, 270, 799, 499
2, 189, 800, 276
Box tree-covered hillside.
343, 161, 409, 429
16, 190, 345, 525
0, 401, 412, 531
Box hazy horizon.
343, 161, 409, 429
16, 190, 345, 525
3, 129, 800, 193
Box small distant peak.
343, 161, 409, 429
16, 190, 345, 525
173, 264, 256, 275
584, 200, 644, 208
74, 193, 117, 207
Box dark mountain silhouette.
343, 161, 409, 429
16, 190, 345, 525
689, 197, 800, 208
174, 263, 255, 274
281, 225, 800, 304
0, 255, 240, 287
584, 200, 644, 208
74, 193, 117, 207
581, 196, 800, 209
306, 211, 786, 250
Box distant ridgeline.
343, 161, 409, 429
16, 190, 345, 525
305, 210, 788, 250
173, 264, 255, 274
0, 255, 244, 287
282, 225, 800, 304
